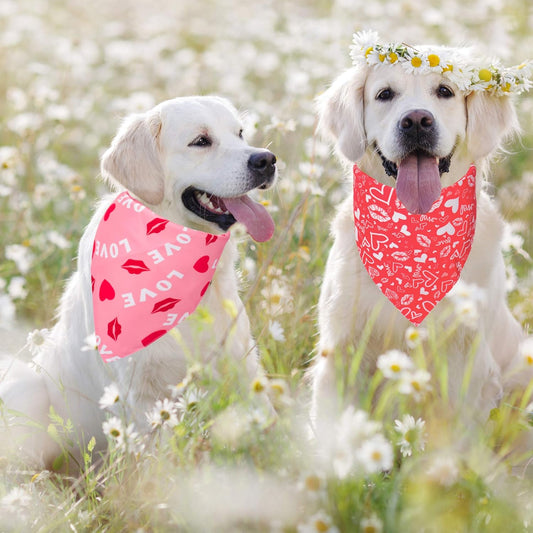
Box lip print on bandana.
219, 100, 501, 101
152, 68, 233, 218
353, 164, 477, 325
91, 191, 230, 362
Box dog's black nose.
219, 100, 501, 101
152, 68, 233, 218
399, 109, 435, 133
248, 151, 277, 178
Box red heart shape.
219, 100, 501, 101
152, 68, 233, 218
205, 234, 218, 245
193, 255, 210, 273
99, 279, 116, 301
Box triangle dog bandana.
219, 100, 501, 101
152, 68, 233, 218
91, 191, 230, 362
353, 164, 477, 325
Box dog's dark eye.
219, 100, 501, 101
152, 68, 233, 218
238, 129, 244, 139
189, 135, 212, 147
376, 88, 395, 101
437, 85, 454, 98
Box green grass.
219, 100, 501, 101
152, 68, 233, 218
1, 0, 533, 531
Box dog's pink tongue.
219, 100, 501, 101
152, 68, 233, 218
396, 153, 441, 214
223, 195, 275, 242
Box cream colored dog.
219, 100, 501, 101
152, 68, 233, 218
0, 96, 276, 469
311, 40, 532, 431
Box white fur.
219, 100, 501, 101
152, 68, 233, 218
311, 55, 532, 431
0, 96, 275, 469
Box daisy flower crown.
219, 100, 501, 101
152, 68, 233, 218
350, 30, 532, 96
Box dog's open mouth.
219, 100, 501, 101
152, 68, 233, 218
182, 187, 274, 242
378, 148, 453, 215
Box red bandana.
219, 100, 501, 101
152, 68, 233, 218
91, 192, 229, 362
353, 164, 477, 325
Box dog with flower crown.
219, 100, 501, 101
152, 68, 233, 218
311, 31, 533, 434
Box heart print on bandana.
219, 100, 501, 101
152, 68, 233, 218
353, 165, 477, 325
91, 192, 229, 362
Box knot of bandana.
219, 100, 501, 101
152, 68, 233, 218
91, 192, 229, 361
353, 165, 477, 325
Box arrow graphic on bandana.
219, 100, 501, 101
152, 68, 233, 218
353, 164, 477, 325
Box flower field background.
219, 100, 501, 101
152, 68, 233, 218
1, 0, 533, 531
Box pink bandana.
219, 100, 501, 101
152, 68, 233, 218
91, 192, 230, 362
353, 164, 477, 325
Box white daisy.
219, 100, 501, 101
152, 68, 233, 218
146, 398, 180, 430
404, 326, 427, 349
357, 434, 394, 474
361, 514, 383, 533
376, 349, 414, 380
81, 332, 99, 352
394, 414, 426, 457
298, 510, 339, 533
5, 244, 34, 275
26, 328, 49, 355
99, 382, 120, 410
268, 320, 286, 342
398, 369, 432, 401
426, 454, 459, 487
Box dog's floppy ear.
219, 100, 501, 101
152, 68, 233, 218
316, 66, 368, 162
101, 111, 165, 205
466, 92, 520, 161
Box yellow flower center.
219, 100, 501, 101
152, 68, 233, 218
110, 428, 121, 438
315, 519, 330, 532
428, 54, 440, 67
379, 53, 386, 63
526, 354, 533, 366
388, 52, 398, 63
270, 294, 281, 305
252, 378, 265, 393
390, 364, 401, 373
305, 475, 321, 491
442, 63, 454, 73
411, 56, 422, 68
501, 82, 511, 92
363, 527, 378, 533
365, 46, 374, 58
411, 381, 422, 392
371, 450, 383, 462
478, 68, 492, 82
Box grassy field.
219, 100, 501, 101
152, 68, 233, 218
1, 0, 533, 531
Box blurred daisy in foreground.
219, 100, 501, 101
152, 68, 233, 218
297, 510, 339, 533
357, 434, 394, 474
426, 454, 460, 487
519, 337, 533, 367
361, 514, 383, 533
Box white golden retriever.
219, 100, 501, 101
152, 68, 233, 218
0, 96, 276, 469
311, 44, 532, 430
